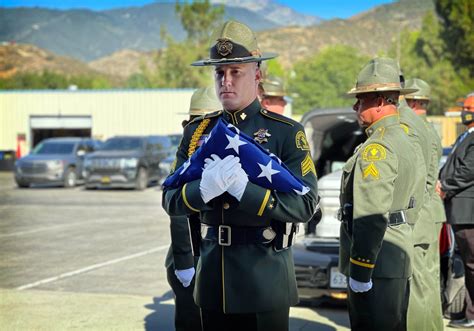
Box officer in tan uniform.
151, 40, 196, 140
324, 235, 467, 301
165, 87, 222, 331
405, 78, 446, 331
260, 75, 287, 115
162, 20, 318, 331
339, 58, 419, 331
375, 59, 433, 331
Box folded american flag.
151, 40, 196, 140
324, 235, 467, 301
163, 118, 309, 195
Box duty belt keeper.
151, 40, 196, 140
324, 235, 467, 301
388, 210, 407, 226
273, 223, 297, 252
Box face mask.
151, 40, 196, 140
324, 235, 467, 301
461, 110, 474, 125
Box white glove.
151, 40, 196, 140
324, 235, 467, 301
349, 277, 373, 293
200, 154, 240, 203
174, 267, 195, 288
226, 164, 248, 201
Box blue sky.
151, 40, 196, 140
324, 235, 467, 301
1, 0, 395, 19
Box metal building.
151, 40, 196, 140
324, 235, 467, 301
0, 89, 195, 157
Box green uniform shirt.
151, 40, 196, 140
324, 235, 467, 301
339, 114, 417, 282
162, 99, 318, 313
399, 100, 436, 244
420, 115, 445, 224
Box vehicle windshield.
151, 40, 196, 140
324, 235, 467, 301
101, 138, 143, 151
32, 142, 75, 155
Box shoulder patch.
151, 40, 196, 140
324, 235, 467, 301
295, 131, 310, 151
362, 143, 386, 162
260, 109, 294, 126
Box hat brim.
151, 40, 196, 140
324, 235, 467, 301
262, 92, 286, 97
346, 87, 418, 97
404, 95, 430, 101
191, 52, 277, 66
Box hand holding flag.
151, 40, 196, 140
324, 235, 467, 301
163, 118, 309, 196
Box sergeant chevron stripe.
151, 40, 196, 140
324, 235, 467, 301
301, 153, 316, 176
363, 162, 379, 179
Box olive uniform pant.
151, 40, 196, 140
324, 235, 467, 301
200, 307, 289, 331
426, 224, 443, 331
166, 266, 202, 331
348, 277, 410, 331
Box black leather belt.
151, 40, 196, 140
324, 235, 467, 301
201, 225, 276, 246
338, 209, 407, 226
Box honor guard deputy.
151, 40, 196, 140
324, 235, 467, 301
404, 78, 445, 330
165, 87, 222, 331
339, 58, 419, 331
162, 20, 318, 331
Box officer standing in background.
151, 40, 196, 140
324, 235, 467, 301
162, 20, 318, 331
165, 87, 222, 331
375, 58, 433, 331
404, 78, 444, 330
439, 95, 474, 329
260, 75, 287, 115
339, 58, 418, 331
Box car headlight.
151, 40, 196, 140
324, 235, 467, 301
121, 158, 138, 169
47, 160, 63, 168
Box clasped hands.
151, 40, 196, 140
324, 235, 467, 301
199, 154, 249, 203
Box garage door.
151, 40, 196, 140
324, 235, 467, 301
30, 116, 92, 147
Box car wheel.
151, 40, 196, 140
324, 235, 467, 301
135, 167, 148, 191
15, 179, 30, 188
64, 167, 77, 188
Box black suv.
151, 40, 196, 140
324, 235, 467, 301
83, 135, 173, 190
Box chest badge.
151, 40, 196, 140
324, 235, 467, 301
254, 129, 271, 144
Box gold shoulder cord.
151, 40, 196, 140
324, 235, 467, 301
188, 118, 211, 157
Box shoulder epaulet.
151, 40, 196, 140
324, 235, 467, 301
259, 109, 295, 127
186, 110, 222, 127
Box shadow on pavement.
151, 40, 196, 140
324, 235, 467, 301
143, 290, 175, 331
290, 317, 339, 331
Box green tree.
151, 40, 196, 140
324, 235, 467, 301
290, 45, 369, 114
135, 0, 224, 88
435, 0, 474, 75
388, 12, 473, 115
175, 0, 225, 44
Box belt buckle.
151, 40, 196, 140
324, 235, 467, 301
218, 225, 231, 246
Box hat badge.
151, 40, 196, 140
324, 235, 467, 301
216, 39, 233, 57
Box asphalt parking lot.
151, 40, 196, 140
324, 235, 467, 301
0, 171, 352, 331
0, 171, 460, 331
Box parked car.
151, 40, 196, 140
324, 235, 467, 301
158, 134, 183, 185
83, 135, 174, 190
292, 108, 363, 303
14, 137, 101, 188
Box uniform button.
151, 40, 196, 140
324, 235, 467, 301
223, 202, 230, 210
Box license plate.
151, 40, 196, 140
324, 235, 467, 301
101, 176, 111, 184
330, 267, 347, 289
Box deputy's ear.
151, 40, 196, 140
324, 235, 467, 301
377, 96, 385, 107
255, 64, 262, 81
